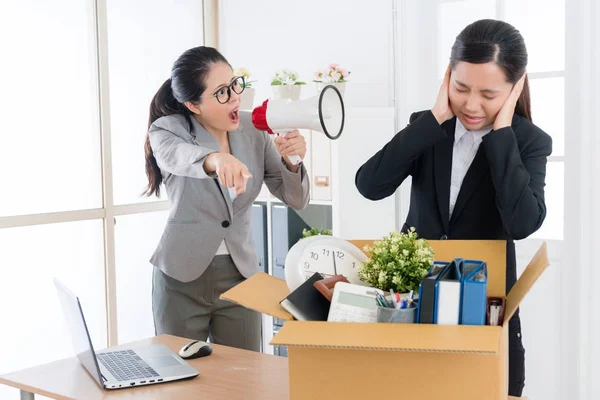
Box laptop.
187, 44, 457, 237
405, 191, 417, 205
53, 278, 199, 389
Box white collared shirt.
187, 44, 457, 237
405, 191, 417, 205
449, 119, 492, 217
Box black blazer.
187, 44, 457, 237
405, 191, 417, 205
355, 110, 552, 296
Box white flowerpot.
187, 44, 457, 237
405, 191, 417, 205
271, 84, 302, 101
316, 81, 346, 97
240, 87, 255, 110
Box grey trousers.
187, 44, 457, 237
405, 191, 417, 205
152, 255, 261, 352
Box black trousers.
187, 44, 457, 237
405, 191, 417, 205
509, 313, 526, 396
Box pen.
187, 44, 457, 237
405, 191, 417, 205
375, 292, 388, 308
379, 292, 389, 307
373, 292, 383, 307
390, 289, 398, 308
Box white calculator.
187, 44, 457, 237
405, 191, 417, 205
327, 282, 383, 323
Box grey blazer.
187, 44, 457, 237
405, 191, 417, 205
148, 111, 310, 282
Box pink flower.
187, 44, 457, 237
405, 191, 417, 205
340, 69, 349, 78
314, 71, 323, 79
331, 71, 342, 81
329, 63, 339, 69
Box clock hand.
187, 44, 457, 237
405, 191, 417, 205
332, 252, 338, 275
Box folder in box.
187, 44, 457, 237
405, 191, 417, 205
434, 260, 462, 325
417, 261, 448, 324
460, 260, 488, 326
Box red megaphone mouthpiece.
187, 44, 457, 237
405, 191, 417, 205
251, 100, 274, 134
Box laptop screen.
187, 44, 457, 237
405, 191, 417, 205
54, 279, 104, 388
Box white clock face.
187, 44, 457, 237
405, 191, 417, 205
284, 236, 369, 291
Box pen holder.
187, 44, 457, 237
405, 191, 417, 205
376, 305, 417, 324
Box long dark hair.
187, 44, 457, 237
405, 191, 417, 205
450, 19, 532, 122
143, 46, 230, 197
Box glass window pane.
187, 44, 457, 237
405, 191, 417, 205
107, 0, 204, 205
0, 1, 102, 217
529, 77, 564, 156
530, 161, 563, 240
437, 0, 497, 77
0, 220, 106, 400
505, 0, 565, 73
115, 211, 169, 344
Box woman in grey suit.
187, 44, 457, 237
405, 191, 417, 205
143, 46, 310, 351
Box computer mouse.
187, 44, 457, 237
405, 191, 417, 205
179, 340, 213, 359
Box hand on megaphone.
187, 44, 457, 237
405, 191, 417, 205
251, 85, 345, 167
204, 153, 253, 195
274, 130, 307, 170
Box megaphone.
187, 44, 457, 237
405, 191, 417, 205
251, 85, 345, 165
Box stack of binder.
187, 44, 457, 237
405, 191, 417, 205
417, 259, 488, 326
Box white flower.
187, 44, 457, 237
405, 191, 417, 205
378, 271, 387, 285
234, 67, 250, 79
272, 69, 301, 85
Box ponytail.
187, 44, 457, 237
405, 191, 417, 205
143, 79, 192, 197
514, 74, 532, 122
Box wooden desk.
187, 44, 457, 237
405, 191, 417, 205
0, 334, 288, 400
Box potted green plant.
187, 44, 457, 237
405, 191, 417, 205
313, 63, 351, 96
270, 69, 306, 100
358, 228, 434, 294
234, 66, 256, 110
300, 227, 333, 240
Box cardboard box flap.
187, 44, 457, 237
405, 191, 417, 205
504, 242, 549, 325
270, 321, 502, 354
220, 272, 293, 321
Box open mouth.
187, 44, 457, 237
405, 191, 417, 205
229, 108, 239, 123
463, 113, 484, 125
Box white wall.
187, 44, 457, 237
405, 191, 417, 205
218, 0, 393, 108
332, 107, 397, 240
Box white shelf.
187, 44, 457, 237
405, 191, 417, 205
254, 196, 332, 207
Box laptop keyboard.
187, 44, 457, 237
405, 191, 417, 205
97, 350, 159, 382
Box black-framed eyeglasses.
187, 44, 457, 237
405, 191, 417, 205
199, 76, 245, 104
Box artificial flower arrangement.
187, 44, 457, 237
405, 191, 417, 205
313, 63, 351, 83
358, 228, 434, 293
233, 66, 256, 88
270, 69, 306, 86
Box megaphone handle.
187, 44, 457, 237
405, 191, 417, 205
275, 131, 303, 166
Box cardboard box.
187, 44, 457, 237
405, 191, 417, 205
221, 240, 548, 400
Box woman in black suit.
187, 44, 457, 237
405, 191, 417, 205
355, 19, 552, 397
